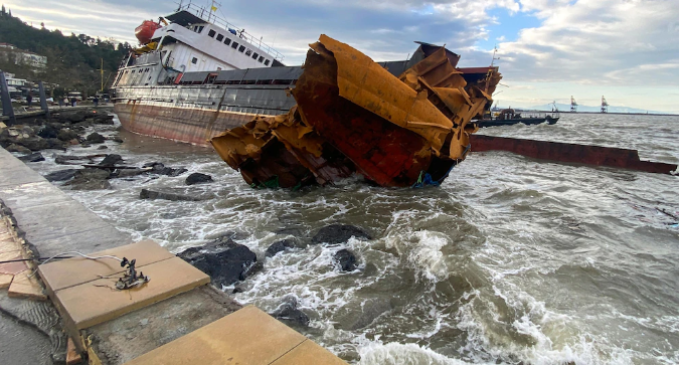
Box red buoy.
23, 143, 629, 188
135, 20, 161, 45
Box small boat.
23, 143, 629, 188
480, 108, 559, 127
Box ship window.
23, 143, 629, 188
238, 45, 246, 53
258, 56, 264, 62
252, 52, 259, 60
208, 29, 216, 38
191, 57, 198, 64
197, 26, 204, 33
231, 42, 238, 49
245, 49, 252, 56
264, 59, 270, 66
224, 38, 231, 45
216, 34, 224, 41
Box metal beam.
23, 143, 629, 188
38, 81, 49, 116
0, 70, 15, 124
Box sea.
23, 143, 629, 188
22, 113, 679, 365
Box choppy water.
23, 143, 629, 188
22, 113, 679, 364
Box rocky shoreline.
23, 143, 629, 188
1, 108, 375, 330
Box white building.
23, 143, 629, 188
0, 43, 47, 69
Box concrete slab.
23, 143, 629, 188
39, 240, 174, 292
8, 270, 47, 300
25, 224, 131, 258
0, 165, 47, 188
123, 306, 308, 365
0, 181, 73, 209
273, 339, 348, 365
9, 200, 113, 239
0, 273, 13, 288
86, 285, 241, 365
54, 257, 209, 329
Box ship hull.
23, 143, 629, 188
113, 83, 297, 146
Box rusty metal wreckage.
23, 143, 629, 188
210, 35, 677, 189
211, 35, 502, 188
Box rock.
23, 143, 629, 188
55, 155, 88, 165
142, 162, 189, 177
333, 249, 357, 272
18, 137, 50, 151
139, 189, 205, 202
97, 145, 108, 150
37, 125, 59, 139
44, 169, 79, 182
110, 169, 147, 179
98, 154, 123, 166
177, 237, 257, 287
111, 137, 124, 143
185, 173, 213, 185
85, 132, 106, 144
17, 152, 45, 163
6, 144, 31, 154
57, 129, 79, 142
45, 138, 66, 150
311, 224, 372, 245
270, 296, 310, 327
265, 239, 296, 257
92, 115, 114, 125
64, 168, 111, 190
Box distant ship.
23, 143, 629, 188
112, 1, 499, 146
481, 107, 560, 127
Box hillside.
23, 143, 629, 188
0, 5, 132, 96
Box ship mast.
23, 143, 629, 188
570, 96, 578, 112
601, 95, 608, 113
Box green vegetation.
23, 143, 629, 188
0, 5, 132, 96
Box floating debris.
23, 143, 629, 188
211, 35, 501, 188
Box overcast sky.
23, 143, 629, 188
5, 0, 679, 112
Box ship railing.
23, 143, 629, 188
175, 2, 284, 62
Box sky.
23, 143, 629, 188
4, 0, 679, 113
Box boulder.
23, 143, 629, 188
85, 132, 106, 144
98, 154, 123, 166
6, 144, 31, 154
44, 169, 79, 182
97, 145, 108, 150
37, 124, 59, 139
139, 189, 204, 202
110, 169, 147, 179
57, 129, 79, 142
270, 296, 310, 327
142, 162, 187, 177
55, 155, 89, 165
185, 172, 213, 185
111, 137, 124, 143
311, 224, 371, 245
18, 137, 50, 151
45, 138, 66, 150
64, 168, 111, 190
18, 152, 45, 163
333, 249, 357, 272
177, 236, 257, 287
265, 239, 296, 257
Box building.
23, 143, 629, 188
0, 43, 47, 69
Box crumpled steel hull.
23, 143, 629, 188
211, 35, 501, 188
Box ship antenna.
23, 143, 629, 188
490, 44, 500, 67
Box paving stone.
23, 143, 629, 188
66, 338, 82, 365
54, 257, 209, 329
0, 273, 13, 288
39, 240, 174, 292
8, 270, 47, 300
0, 259, 28, 275
273, 339, 348, 365
124, 306, 308, 365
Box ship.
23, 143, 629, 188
112, 1, 500, 148
480, 107, 559, 127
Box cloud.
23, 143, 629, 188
3, 0, 677, 112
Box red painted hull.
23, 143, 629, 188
114, 102, 255, 146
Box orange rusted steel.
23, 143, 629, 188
470, 135, 679, 175
211, 35, 503, 188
